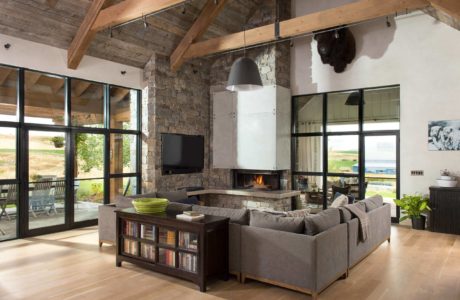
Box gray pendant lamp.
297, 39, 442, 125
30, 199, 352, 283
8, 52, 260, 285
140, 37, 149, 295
345, 91, 362, 106
226, 27, 262, 92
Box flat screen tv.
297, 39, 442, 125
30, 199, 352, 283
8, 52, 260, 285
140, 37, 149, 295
161, 133, 204, 175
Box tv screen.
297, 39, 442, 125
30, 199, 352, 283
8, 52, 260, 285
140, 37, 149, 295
161, 133, 204, 174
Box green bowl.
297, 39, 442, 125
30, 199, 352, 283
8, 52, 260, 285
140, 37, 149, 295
132, 198, 169, 213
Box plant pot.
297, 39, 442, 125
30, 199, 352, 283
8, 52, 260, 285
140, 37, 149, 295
411, 215, 426, 230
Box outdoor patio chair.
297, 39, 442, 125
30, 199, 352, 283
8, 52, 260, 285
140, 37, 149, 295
29, 181, 53, 217
0, 184, 17, 221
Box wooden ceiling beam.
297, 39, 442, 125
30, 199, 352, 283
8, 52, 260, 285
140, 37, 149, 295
170, 0, 229, 71
67, 0, 107, 70
183, 0, 430, 60
91, 0, 187, 32
429, 0, 460, 20
25, 72, 42, 87
73, 81, 92, 97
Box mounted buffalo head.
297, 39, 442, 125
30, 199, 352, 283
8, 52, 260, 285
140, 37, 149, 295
314, 27, 356, 73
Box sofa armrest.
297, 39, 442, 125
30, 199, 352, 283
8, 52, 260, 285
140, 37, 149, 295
241, 225, 316, 291
315, 223, 348, 291
98, 204, 117, 245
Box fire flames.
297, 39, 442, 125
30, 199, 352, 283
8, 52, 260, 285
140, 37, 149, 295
254, 175, 264, 186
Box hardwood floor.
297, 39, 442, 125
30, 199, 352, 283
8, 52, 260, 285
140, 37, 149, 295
0, 225, 459, 300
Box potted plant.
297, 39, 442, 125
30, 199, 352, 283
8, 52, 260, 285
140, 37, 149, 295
394, 194, 431, 230
50, 136, 65, 148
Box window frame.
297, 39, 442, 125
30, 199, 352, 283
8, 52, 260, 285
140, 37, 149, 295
292, 85, 400, 222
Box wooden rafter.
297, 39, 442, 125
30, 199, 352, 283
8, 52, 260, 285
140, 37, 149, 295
25, 72, 41, 88
170, 0, 229, 71
73, 81, 92, 97
183, 0, 430, 61
67, 0, 106, 70
429, 0, 460, 20
0, 68, 12, 85
51, 78, 65, 94
91, 0, 187, 31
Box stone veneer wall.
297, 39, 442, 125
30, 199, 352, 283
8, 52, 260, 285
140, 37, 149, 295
142, 0, 292, 193
142, 54, 213, 192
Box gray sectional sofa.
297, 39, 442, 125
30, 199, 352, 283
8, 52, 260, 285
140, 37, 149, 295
98, 192, 391, 299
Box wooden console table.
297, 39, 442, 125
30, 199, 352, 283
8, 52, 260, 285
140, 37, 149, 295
428, 186, 460, 234
116, 208, 229, 292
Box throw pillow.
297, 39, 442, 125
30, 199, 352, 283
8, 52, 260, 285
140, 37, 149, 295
174, 196, 199, 205
304, 208, 340, 235
157, 190, 188, 202
338, 207, 353, 223
330, 194, 349, 208
249, 210, 304, 233
363, 195, 383, 212
192, 205, 249, 225
166, 202, 193, 214
285, 208, 311, 217
353, 201, 366, 212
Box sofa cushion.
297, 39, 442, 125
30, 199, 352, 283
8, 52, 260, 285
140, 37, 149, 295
115, 195, 134, 209
128, 192, 157, 199
338, 207, 353, 223
166, 202, 193, 214
304, 208, 341, 235
157, 190, 188, 202
249, 210, 304, 233
330, 194, 349, 208
363, 195, 383, 212
285, 208, 311, 218
192, 205, 249, 225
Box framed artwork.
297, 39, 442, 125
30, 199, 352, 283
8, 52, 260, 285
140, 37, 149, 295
428, 120, 460, 151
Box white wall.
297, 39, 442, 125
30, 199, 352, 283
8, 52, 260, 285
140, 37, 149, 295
291, 0, 460, 195
0, 33, 143, 89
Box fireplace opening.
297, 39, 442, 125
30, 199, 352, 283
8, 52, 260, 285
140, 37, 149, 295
233, 170, 281, 191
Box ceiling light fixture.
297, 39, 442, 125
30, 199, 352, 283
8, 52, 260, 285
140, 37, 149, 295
226, 27, 262, 92
345, 91, 363, 106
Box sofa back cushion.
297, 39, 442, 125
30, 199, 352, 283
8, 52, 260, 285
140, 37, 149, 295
249, 210, 304, 233
338, 207, 353, 223
304, 208, 341, 235
166, 202, 193, 214
157, 190, 188, 202
363, 195, 383, 212
192, 205, 249, 225
115, 195, 134, 208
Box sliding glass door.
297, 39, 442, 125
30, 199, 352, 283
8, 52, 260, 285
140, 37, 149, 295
0, 63, 141, 240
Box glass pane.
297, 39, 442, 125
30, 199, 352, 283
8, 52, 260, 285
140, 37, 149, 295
0, 184, 18, 241
29, 131, 65, 181
25, 71, 65, 125
327, 91, 359, 132
326, 176, 360, 204
110, 177, 137, 203
328, 135, 359, 174
159, 228, 176, 246
179, 252, 197, 273
364, 87, 400, 131
28, 180, 65, 229
159, 248, 175, 267
0, 127, 16, 179
0, 66, 18, 122
110, 87, 138, 130
71, 79, 104, 128
74, 179, 104, 222
110, 134, 137, 174
75, 133, 104, 179
365, 135, 397, 217
293, 175, 324, 211
294, 94, 323, 133
294, 136, 323, 172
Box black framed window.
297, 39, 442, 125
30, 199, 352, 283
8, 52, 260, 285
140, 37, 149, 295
292, 85, 400, 222
0, 63, 142, 241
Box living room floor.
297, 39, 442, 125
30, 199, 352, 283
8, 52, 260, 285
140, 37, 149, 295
0, 225, 459, 300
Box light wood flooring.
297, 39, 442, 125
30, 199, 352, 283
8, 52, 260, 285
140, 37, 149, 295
0, 224, 459, 300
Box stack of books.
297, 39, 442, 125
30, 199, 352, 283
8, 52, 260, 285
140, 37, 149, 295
176, 211, 205, 222
140, 243, 155, 260
159, 228, 176, 246
123, 239, 138, 255
124, 221, 138, 237
179, 231, 198, 250
179, 253, 197, 273
140, 224, 155, 241
159, 249, 175, 267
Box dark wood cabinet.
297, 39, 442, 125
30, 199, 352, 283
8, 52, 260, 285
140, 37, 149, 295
428, 187, 460, 234
116, 208, 229, 292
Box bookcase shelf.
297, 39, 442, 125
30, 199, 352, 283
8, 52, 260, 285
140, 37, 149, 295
116, 208, 229, 292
